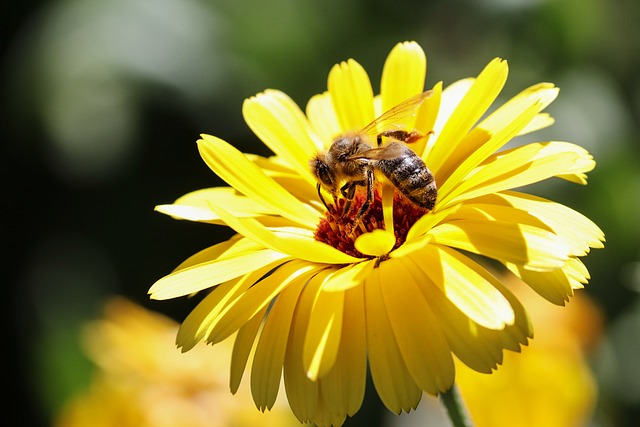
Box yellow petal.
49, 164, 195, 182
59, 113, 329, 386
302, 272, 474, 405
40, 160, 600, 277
436, 98, 540, 202
414, 81, 443, 158
328, 59, 375, 131
482, 276, 533, 351
428, 58, 509, 178
407, 268, 504, 373
303, 284, 345, 380
354, 229, 395, 257
207, 260, 322, 345
319, 285, 367, 416
176, 267, 269, 351
441, 141, 595, 207
430, 78, 474, 140
481, 83, 558, 133
381, 41, 426, 114
364, 268, 422, 413
155, 187, 275, 222
148, 249, 288, 300
498, 82, 559, 136
410, 245, 515, 329
322, 260, 375, 292
519, 112, 555, 135
284, 271, 327, 422
230, 305, 267, 394
251, 278, 306, 410
404, 205, 459, 243
429, 220, 570, 271
243, 90, 321, 181
306, 91, 341, 147
171, 236, 261, 272
476, 191, 605, 254
505, 262, 573, 305
379, 258, 454, 395
209, 203, 361, 264
198, 134, 320, 228
564, 257, 591, 289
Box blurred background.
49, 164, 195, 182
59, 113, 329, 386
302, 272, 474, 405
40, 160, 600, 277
3, 0, 639, 425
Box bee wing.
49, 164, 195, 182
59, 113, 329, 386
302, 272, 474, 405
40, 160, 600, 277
360, 90, 433, 137
348, 143, 404, 161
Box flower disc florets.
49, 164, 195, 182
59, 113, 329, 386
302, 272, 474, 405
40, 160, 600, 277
314, 189, 427, 258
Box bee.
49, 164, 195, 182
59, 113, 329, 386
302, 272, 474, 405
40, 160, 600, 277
310, 90, 437, 224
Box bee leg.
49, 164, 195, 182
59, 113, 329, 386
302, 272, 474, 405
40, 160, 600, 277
317, 183, 334, 214
340, 181, 360, 217
351, 168, 374, 231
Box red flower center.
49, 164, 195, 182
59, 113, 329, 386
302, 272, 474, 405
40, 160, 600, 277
313, 190, 427, 258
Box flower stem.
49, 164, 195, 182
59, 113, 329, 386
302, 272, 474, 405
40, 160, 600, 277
439, 384, 473, 427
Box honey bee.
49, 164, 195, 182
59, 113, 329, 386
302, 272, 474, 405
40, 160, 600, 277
310, 90, 437, 223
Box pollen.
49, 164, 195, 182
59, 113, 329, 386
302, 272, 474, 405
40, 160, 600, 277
313, 190, 427, 258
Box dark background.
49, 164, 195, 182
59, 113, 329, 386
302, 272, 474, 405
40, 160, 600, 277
4, 0, 640, 425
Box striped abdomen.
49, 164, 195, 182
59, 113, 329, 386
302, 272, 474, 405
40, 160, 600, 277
374, 143, 437, 210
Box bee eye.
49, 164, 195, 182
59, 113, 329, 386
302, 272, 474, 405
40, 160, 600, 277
338, 154, 348, 162
319, 166, 333, 187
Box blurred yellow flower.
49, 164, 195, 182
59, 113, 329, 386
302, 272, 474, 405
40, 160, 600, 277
54, 297, 300, 427
150, 41, 604, 425
454, 277, 604, 427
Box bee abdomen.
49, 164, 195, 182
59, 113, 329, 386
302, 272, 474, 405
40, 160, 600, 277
375, 146, 437, 210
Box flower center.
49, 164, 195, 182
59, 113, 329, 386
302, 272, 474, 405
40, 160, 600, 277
313, 189, 427, 258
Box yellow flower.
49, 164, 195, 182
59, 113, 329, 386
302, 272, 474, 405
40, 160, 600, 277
150, 41, 604, 426
453, 277, 604, 427
55, 297, 300, 427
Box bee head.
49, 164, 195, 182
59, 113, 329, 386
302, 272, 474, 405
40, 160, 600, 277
310, 153, 336, 193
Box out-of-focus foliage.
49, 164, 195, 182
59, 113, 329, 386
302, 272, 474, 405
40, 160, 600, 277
4, 0, 639, 426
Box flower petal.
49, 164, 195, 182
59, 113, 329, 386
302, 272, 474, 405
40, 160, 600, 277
251, 277, 306, 410
155, 187, 277, 223
402, 256, 504, 373
230, 305, 267, 394
176, 266, 270, 351
436, 96, 542, 201
209, 203, 361, 264
413, 81, 442, 158
564, 257, 591, 289
149, 248, 288, 300
171, 236, 262, 272
303, 284, 345, 380
198, 134, 320, 228
284, 270, 329, 422
379, 257, 454, 395
354, 229, 395, 256
328, 59, 375, 131
409, 245, 515, 329
427, 58, 509, 178
322, 260, 376, 292
319, 285, 367, 416
243, 90, 321, 180
428, 220, 570, 271
506, 262, 573, 305
404, 205, 460, 243
306, 91, 341, 147
481, 83, 558, 134
440, 141, 595, 207
364, 268, 422, 413
381, 41, 426, 114
475, 191, 605, 254
207, 260, 322, 345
